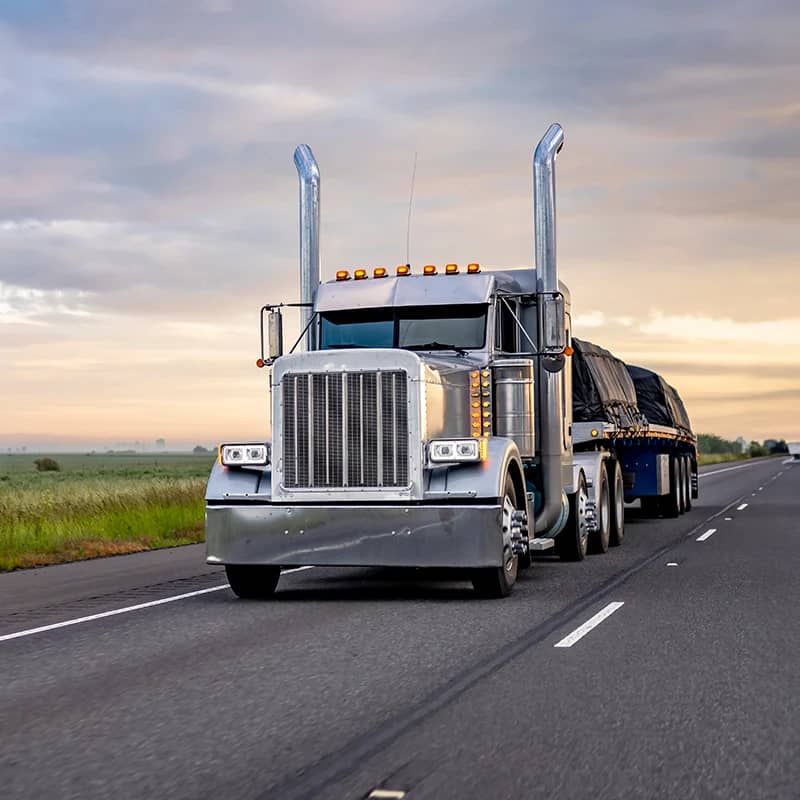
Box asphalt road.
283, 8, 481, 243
1, 457, 797, 799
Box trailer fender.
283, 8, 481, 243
206, 459, 272, 502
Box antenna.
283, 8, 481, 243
405, 151, 418, 266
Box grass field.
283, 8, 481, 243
696, 453, 750, 467
0, 453, 215, 571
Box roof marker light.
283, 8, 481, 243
423, 265, 437, 275
354, 269, 367, 280
336, 270, 350, 281
445, 263, 459, 274
373, 267, 387, 278
396, 265, 411, 276
467, 263, 481, 273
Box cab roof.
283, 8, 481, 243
314, 268, 568, 312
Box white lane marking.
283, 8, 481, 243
666, 562, 679, 567
696, 528, 717, 542
368, 791, 407, 799
700, 461, 774, 478
758, 487, 764, 491
737, 503, 749, 511
0, 566, 316, 644
724, 517, 732, 521
0, 585, 229, 643
554, 602, 624, 648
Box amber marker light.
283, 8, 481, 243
354, 269, 367, 280
467, 263, 481, 273
423, 265, 437, 275
396, 265, 411, 276
479, 438, 489, 461
373, 267, 387, 278
336, 270, 350, 281
564, 345, 574, 356
445, 263, 458, 274
256, 358, 265, 368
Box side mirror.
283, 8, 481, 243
541, 293, 565, 353
267, 308, 284, 363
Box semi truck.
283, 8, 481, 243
205, 123, 698, 599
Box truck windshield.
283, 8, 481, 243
320, 305, 487, 351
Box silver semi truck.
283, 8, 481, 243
205, 123, 698, 598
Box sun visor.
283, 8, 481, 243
315, 273, 494, 312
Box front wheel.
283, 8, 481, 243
226, 564, 281, 599
472, 475, 519, 598
558, 471, 589, 561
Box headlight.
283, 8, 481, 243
219, 443, 270, 467
428, 439, 481, 463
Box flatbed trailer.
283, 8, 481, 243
573, 422, 698, 522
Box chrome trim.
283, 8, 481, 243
293, 144, 320, 350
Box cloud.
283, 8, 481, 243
640, 313, 800, 346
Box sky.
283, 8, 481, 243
1, 0, 799, 451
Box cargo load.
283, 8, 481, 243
571, 338, 644, 428
625, 364, 693, 435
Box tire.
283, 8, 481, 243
226, 564, 281, 599
557, 471, 589, 561
472, 475, 519, 598
677, 457, 687, 514
683, 456, 693, 511
588, 462, 611, 554
662, 456, 681, 518
609, 460, 625, 546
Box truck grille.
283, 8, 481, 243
281, 370, 409, 489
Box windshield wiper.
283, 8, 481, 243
405, 341, 469, 356
326, 343, 371, 349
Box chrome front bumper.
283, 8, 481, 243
205, 502, 504, 568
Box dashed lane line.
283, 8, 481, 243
696, 528, 717, 542
737, 503, 749, 511
554, 602, 625, 648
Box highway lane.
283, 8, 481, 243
0, 457, 795, 799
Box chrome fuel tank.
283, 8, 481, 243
492, 359, 535, 457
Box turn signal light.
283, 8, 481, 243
467, 263, 481, 273
354, 269, 367, 280
445, 263, 458, 274
373, 267, 387, 278
396, 265, 411, 276
336, 270, 350, 281
423, 265, 437, 275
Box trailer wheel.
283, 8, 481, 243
557, 471, 589, 561
662, 457, 681, 518
609, 461, 625, 546
683, 456, 693, 511
678, 457, 688, 514
225, 565, 281, 599
472, 475, 519, 598
588, 463, 610, 554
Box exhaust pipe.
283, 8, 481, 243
293, 144, 320, 350
532, 123, 568, 535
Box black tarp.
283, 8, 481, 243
571, 338, 645, 428
626, 364, 693, 434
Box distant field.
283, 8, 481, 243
696, 453, 750, 467
0, 453, 215, 571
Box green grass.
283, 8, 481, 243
0, 453, 215, 571
696, 453, 752, 467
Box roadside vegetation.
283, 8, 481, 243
0, 453, 214, 571
696, 434, 788, 466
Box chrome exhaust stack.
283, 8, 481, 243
532, 123, 568, 534
293, 144, 320, 350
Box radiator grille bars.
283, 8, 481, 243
282, 371, 409, 489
